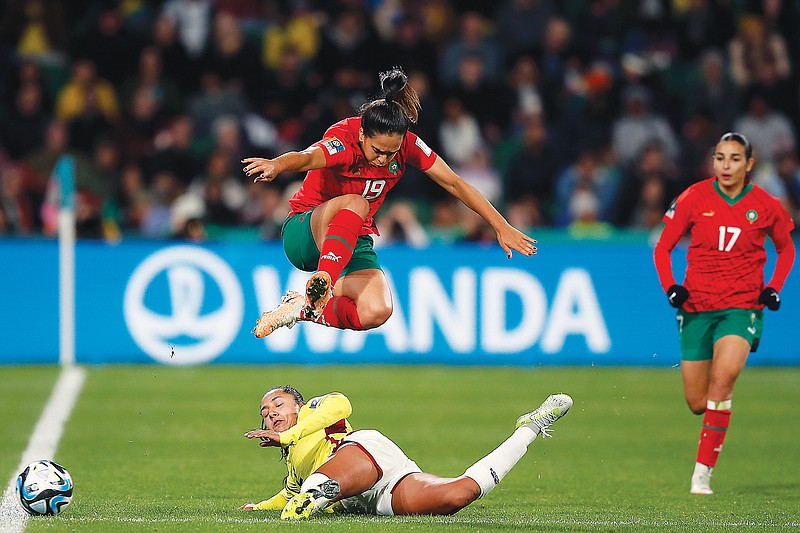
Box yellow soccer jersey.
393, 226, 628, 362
254, 392, 352, 510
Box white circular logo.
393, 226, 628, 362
124, 246, 243, 365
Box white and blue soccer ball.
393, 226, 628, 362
15, 459, 73, 516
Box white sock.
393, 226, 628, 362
707, 399, 731, 411
463, 426, 538, 498
299, 473, 337, 509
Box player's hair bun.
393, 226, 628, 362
380, 67, 408, 103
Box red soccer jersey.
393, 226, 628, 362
288, 117, 438, 235
654, 177, 795, 312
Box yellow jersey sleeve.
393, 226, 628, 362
279, 392, 352, 446
253, 490, 290, 510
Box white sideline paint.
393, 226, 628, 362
0, 366, 86, 533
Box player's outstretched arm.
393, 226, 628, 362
424, 157, 536, 258
242, 146, 327, 183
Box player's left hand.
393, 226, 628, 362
759, 287, 781, 310
239, 503, 258, 511
497, 225, 537, 259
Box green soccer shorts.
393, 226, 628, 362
675, 308, 764, 361
280, 210, 381, 275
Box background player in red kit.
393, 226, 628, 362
653, 132, 795, 494
242, 67, 536, 338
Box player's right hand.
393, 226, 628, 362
667, 284, 689, 308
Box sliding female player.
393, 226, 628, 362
239, 386, 572, 519
653, 132, 795, 494
242, 67, 536, 337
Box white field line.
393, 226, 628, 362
0, 366, 86, 533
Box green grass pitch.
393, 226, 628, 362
2, 365, 799, 532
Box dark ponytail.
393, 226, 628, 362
359, 67, 421, 137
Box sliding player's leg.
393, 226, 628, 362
392, 394, 573, 515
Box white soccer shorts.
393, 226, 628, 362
335, 429, 422, 515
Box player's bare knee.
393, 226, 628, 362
359, 302, 392, 329
340, 194, 369, 218
440, 485, 479, 514
687, 400, 706, 415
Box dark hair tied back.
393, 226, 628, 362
359, 66, 421, 136
719, 132, 753, 159
380, 67, 407, 103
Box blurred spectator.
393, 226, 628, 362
728, 14, 790, 88
260, 45, 320, 131
679, 108, 724, 184
427, 198, 466, 244
187, 71, 249, 140
733, 87, 796, 165
612, 85, 679, 167
0, 163, 40, 234
115, 163, 149, 232
73, 5, 142, 87
261, 1, 321, 70
374, 201, 430, 248
203, 10, 264, 106
573, 0, 623, 61
773, 146, 800, 224
675, 0, 736, 62
494, 0, 555, 59
0, 0, 70, 64
120, 46, 182, 119
143, 114, 202, 186
682, 49, 741, 129
439, 11, 502, 85
160, 0, 213, 59
314, 9, 382, 86
241, 181, 284, 239
55, 59, 120, 124
148, 14, 198, 95
115, 87, 161, 165
505, 195, 544, 232
438, 97, 483, 167
506, 55, 545, 118
453, 148, 503, 205
380, 13, 437, 82
504, 114, 558, 219
566, 185, 613, 239
447, 53, 513, 142
55, 59, 120, 154
554, 147, 618, 225
141, 170, 182, 237
1, 81, 50, 159
182, 148, 246, 227
613, 141, 678, 226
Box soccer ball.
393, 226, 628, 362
15, 460, 73, 516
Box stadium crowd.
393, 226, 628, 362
1, 0, 799, 243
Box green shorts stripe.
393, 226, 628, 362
676, 308, 763, 361
280, 210, 381, 275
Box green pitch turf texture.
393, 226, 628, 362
2, 365, 798, 532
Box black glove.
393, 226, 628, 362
666, 284, 689, 308
759, 287, 781, 311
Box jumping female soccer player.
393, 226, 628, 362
653, 132, 795, 494
242, 67, 536, 337
239, 386, 572, 519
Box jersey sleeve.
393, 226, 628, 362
278, 392, 352, 446
405, 131, 438, 172
765, 200, 796, 291
253, 489, 290, 510
313, 134, 356, 168
653, 190, 694, 291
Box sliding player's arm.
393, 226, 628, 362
250, 490, 291, 510
279, 393, 352, 446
